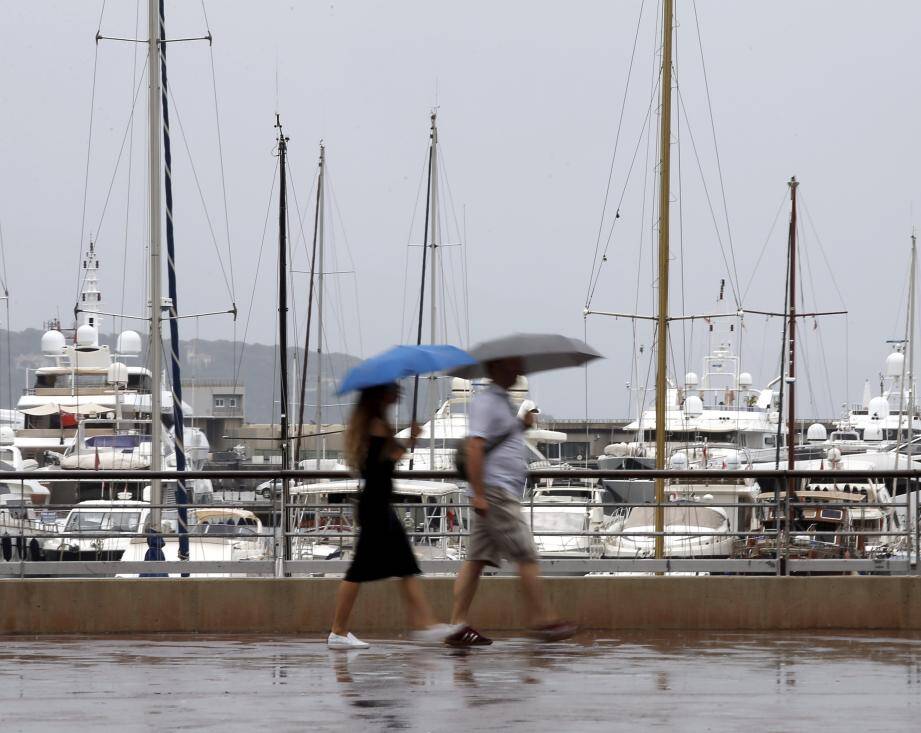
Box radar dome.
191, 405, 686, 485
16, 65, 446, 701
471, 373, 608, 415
669, 452, 689, 470
886, 351, 905, 377
724, 451, 742, 469
683, 395, 704, 417
41, 330, 66, 355
117, 330, 142, 355
75, 324, 99, 349
868, 396, 890, 420
806, 423, 828, 443
106, 362, 129, 386
739, 372, 753, 388
864, 425, 884, 442
684, 372, 699, 387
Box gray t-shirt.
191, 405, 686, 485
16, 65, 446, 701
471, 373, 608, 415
467, 384, 527, 497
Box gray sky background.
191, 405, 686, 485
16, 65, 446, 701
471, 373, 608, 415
2, 1, 920, 420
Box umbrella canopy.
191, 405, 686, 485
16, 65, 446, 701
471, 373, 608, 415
337, 344, 476, 395
449, 333, 603, 378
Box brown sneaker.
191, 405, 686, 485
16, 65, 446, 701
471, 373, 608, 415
444, 625, 493, 647
530, 621, 578, 642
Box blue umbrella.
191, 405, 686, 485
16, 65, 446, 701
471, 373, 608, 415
337, 344, 476, 395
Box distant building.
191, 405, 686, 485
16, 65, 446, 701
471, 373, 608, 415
181, 379, 245, 452
229, 422, 346, 465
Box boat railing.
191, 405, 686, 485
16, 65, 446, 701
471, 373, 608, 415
0, 466, 917, 577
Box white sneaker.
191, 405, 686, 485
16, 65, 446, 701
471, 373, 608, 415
410, 623, 463, 642
327, 631, 370, 649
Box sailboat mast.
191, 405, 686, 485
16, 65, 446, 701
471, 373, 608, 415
147, 0, 163, 529
294, 144, 323, 467
407, 114, 436, 471
907, 232, 917, 467
428, 113, 439, 471
653, 0, 674, 561
314, 146, 326, 469
786, 177, 798, 471
276, 115, 290, 474
157, 0, 190, 561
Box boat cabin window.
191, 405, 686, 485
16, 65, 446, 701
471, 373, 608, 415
532, 488, 593, 501
191, 522, 256, 537
127, 373, 150, 391
65, 510, 142, 532
85, 435, 150, 449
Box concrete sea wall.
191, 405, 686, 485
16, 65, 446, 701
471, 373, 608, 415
1, 576, 919, 635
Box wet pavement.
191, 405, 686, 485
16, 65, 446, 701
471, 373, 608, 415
1, 632, 920, 732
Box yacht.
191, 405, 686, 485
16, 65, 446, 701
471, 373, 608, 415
522, 481, 614, 559
117, 507, 270, 576
743, 452, 902, 562
43, 499, 149, 561
286, 478, 465, 565
395, 376, 569, 475
604, 501, 735, 559
842, 346, 921, 442
0, 480, 58, 563
601, 336, 779, 468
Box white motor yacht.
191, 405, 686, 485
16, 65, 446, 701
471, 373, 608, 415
117, 507, 270, 577
601, 337, 779, 468
43, 499, 148, 561
605, 502, 734, 559
521, 482, 613, 559
287, 478, 465, 565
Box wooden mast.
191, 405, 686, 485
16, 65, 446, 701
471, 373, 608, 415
654, 0, 674, 560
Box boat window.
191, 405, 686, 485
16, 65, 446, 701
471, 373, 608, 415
65, 511, 106, 531
624, 506, 726, 530
191, 523, 256, 537
70, 374, 109, 388
532, 489, 593, 501
127, 374, 151, 390
85, 435, 149, 449
65, 510, 142, 532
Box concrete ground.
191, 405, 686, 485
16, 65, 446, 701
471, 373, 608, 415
1, 632, 920, 732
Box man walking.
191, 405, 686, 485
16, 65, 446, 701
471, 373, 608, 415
446, 356, 576, 646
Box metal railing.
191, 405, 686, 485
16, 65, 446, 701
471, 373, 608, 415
0, 467, 918, 577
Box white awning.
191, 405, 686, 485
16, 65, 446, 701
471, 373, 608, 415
19, 404, 61, 416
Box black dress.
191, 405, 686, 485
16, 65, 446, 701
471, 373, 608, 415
344, 435, 422, 583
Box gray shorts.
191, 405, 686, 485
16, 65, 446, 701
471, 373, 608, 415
467, 485, 538, 568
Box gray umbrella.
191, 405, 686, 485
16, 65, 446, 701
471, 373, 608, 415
448, 333, 603, 378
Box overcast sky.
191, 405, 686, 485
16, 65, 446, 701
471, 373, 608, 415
2, 1, 920, 419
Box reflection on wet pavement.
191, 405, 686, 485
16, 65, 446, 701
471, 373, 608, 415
1, 631, 920, 731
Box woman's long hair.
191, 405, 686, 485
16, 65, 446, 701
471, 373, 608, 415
344, 385, 395, 471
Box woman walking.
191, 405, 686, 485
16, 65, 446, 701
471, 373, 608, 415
327, 383, 453, 649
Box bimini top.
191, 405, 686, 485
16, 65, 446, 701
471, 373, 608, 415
289, 478, 460, 498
